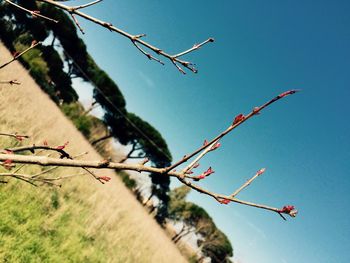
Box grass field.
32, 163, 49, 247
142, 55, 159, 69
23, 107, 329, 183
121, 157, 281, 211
0, 41, 187, 263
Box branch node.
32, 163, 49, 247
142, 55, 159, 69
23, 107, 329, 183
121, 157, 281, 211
97, 159, 110, 168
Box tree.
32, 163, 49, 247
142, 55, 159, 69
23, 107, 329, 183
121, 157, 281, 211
197, 222, 233, 263
169, 186, 208, 242
108, 112, 173, 225
169, 186, 233, 262
41, 45, 78, 102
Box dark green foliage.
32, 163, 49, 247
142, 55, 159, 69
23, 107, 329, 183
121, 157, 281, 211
39, 3, 89, 78
151, 178, 170, 225
168, 185, 191, 221
199, 228, 233, 263
118, 171, 137, 190
93, 70, 126, 114
16, 0, 49, 41
12, 38, 57, 101
1, 0, 49, 42
41, 46, 78, 103
0, 19, 16, 49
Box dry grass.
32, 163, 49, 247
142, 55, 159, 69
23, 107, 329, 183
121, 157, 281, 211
0, 41, 187, 263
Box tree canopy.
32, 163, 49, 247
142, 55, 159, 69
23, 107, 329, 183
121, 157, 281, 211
169, 186, 233, 262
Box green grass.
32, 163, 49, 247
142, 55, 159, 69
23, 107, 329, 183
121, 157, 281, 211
0, 181, 106, 263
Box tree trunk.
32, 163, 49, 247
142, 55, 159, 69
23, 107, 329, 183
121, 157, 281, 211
118, 142, 143, 163
149, 205, 156, 214
51, 35, 56, 47
172, 224, 186, 240
91, 134, 112, 145
83, 100, 98, 116
174, 230, 191, 243
143, 193, 154, 206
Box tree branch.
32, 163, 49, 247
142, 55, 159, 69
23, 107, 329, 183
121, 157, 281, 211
0, 80, 21, 85
165, 90, 300, 173
230, 168, 265, 198
0, 41, 41, 70
0, 132, 29, 141
3, 0, 58, 23
90, 134, 112, 145
0, 91, 298, 219
36, 0, 213, 73
0, 152, 296, 219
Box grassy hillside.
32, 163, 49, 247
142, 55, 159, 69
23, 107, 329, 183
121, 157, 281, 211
0, 42, 186, 263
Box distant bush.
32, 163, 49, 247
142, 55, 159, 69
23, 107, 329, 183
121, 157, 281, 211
61, 103, 93, 138
118, 171, 137, 190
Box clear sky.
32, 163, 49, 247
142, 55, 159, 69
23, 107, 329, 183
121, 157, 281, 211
69, 1, 350, 262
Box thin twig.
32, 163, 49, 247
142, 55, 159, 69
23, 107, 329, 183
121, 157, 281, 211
8, 144, 71, 158
131, 40, 164, 65
70, 13, 85, 34
173, 38, 215, 58
31, 151, 88, 178
0, 80, 21, 85
12, 174, 38, 186
181, 139, 219, 176
3, 0, 58, 23
0, 132, 29, 141
0, 172, 85, 186
230, 168, 265, 198
0, 41, 41, 70
73, 0, 103, 10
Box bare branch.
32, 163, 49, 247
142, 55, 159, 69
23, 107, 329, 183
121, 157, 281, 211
37, 0, 213, 73
165, 90, 300, 173
83, 100, 99, 115
0, 41, 41, 70
131, 40, 165, 65
0, 92, 298, 218
0, 132, 29, 141
72, 0, 102, 10
70, 13, 85, 34
173, 38, 214, 59
11, 149, 47, 175
230, 168, 265, 198
6, 143, 106, 184
0, 172, 86, 186
0, 80, 21, 85
0, 153, 166, 173
7, 144, 71, 158
0, 153, 296, 219
3, 0, 58, 23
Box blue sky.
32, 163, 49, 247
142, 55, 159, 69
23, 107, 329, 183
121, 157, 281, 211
69, 1, 350, 262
